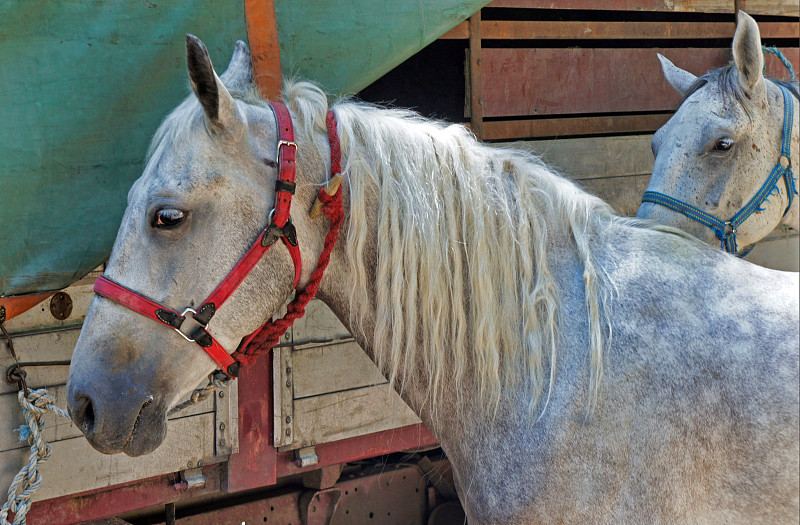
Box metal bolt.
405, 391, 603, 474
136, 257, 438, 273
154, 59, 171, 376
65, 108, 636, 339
285, 333, 290, 340
286, 366, 292, 374
187, 461, 193, 468
197, 461, 204, 467
286, 380, 292, 388
286, 416, 291, 424
285, 429, 291, 436
311, 440, 316, 445
302, 441, 308, 447
219, 391, 225, 398
219, 439, 226, 446
219, 423, 225, 431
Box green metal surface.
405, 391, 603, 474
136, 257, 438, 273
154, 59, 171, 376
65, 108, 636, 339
0, 0, 486, 296
275, 0, 489, 94
0, 1, 247, 296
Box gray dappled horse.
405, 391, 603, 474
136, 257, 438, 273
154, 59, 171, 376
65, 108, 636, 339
639, 12, 799, 256
67, 35, 799, 524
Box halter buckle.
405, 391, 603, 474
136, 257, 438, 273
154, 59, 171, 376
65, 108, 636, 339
277, 140, 297, 165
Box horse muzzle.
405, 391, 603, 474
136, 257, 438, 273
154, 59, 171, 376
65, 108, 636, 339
67, 373, 167, 456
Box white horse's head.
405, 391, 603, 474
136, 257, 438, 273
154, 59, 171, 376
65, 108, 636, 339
638, 11, 799, 249
66, 36, 330, 456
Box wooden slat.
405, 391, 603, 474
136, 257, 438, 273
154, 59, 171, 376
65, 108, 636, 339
743, 0, 800, 17
441, 21, 469, 39
479, 20, 798, 39
482, 114, 670, 140
488, 0, 735, 13
482, 47, 799, 118
496, 134, 654, 180
289, 384, 421, 451
291, 298, 351, 345
743, 233, 799, 271
292, 342, 387, 399
470, 14, 484, 139
0, 413, 216, 503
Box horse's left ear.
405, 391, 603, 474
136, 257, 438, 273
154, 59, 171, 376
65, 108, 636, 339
732, 11, 765, 94
219, 40, 253, 92
658, 54, 697, 96
186, 34, 244, 133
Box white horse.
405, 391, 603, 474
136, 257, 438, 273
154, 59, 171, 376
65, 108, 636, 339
66, 36, 799, 524
638, 12, 799, 255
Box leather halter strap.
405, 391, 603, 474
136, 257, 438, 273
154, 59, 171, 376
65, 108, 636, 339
93, 101, 318, 377
642, 85, 797, 256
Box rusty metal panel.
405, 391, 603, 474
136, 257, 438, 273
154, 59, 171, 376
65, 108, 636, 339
481, 47, 799, 118
479, 20, 798, 39
481, 114, 670, 140
488, 0, 735, 13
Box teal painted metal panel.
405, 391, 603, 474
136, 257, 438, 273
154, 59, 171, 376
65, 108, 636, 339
275, 0, 489, 94
0, 1, 247, 296
0, 0, 486, 296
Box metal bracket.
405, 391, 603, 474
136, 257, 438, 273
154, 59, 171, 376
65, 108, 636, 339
174, 467, 206, 492
273, 343, 295, 447
295, 446, 319, 468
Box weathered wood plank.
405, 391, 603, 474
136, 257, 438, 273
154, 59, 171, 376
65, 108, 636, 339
482, 114, 670, 140
482, 47, 800, 118
488, 0, 735, 13
478, 20, 798, 39
291, 298, 351, 345
743, 0, 800, 17
496, 134, 654, 180
743, 232, 799, 271
0, 383, 214, 453
289, 385, 421, 451
0, 412, 216, 502
292, 342, 387, 399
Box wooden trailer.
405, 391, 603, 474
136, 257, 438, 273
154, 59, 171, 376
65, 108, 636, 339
1, 1, 798, 524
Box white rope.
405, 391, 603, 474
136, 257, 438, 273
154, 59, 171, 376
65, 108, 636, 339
1, 389, 69, 525
1, 371, 231, 524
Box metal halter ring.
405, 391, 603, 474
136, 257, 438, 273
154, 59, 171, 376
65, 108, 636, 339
173, 307, 205, 343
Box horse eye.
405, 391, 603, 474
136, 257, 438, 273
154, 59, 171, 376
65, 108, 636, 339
153, 208, 186, 228
714, 138, 734, 152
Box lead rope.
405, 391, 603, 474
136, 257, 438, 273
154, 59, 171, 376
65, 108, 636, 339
1, 373, 231, 524
762, 46, 796, 80
232, 110, 344, 366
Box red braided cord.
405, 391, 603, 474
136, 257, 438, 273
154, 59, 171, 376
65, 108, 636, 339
232, 111, 343, 366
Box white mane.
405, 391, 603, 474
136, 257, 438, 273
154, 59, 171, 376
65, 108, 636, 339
285, 81, 616, 416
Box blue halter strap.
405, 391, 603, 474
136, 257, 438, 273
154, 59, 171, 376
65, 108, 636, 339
642, 85, 797, 256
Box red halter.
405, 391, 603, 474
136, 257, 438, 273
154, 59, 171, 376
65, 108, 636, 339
93, 102, 343, 378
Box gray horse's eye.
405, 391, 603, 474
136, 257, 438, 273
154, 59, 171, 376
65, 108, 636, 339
714, 138, 734, 152
153, 208, 186, 228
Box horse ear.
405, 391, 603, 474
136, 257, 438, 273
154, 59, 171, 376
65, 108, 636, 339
186, 34, 242, 132
219, 40, 254, 92
732, 11, 765, 94
657, 54, 697, 96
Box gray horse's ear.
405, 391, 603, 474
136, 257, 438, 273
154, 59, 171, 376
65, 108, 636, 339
186, 34, 243, 132
732, 11, 765, 94
657, 54, 697, 96
219, 40, 253, 92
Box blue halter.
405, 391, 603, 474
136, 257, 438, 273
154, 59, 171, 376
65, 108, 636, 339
642, 85, 796, 256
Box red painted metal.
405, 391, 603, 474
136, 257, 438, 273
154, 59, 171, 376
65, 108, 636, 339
225, 353, 277, 493
482, 47, 799, 118
489, 0, 735, 13
276, 423, 438, 478
26, 465, 224, 525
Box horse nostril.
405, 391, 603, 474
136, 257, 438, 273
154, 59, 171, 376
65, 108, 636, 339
71, 395, 96, 436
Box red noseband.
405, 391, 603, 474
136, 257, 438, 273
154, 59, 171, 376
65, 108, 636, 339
94, 102, 344, 377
